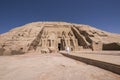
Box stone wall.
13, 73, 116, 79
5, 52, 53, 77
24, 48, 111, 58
91, 41, 103, 51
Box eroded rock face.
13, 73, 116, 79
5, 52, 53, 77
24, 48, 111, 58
0, 22, 120, 55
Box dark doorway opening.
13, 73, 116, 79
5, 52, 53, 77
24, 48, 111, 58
58, 43, 61, 51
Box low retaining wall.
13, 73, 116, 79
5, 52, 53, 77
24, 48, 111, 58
61, 53, 120, 75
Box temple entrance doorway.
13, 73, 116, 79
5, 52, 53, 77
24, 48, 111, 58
58, 43, 61, 51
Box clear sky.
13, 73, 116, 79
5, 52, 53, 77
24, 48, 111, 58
0, 0, 120, 34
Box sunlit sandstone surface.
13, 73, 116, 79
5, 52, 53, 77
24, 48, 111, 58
0, 53, 120, 80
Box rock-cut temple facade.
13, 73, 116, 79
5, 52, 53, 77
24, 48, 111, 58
0, 22, 120, 55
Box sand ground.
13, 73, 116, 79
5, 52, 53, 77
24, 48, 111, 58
0, 53, 120, 80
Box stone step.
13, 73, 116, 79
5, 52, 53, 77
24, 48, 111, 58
60, 51, 120, 75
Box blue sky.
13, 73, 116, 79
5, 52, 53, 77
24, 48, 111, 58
0, 0, 120, 34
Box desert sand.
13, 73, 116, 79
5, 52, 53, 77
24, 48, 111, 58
0, 53, 120, 80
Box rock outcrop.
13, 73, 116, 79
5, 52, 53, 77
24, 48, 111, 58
0, 22, 120, 55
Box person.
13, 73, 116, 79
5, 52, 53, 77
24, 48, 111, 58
66, 46, 70, 54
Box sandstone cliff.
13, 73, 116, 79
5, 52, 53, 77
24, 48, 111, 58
0, 22, 120, 55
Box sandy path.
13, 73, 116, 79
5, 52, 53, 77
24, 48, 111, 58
0, 53, 120, 80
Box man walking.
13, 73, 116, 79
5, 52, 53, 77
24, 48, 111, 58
66, 46, 70, 54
